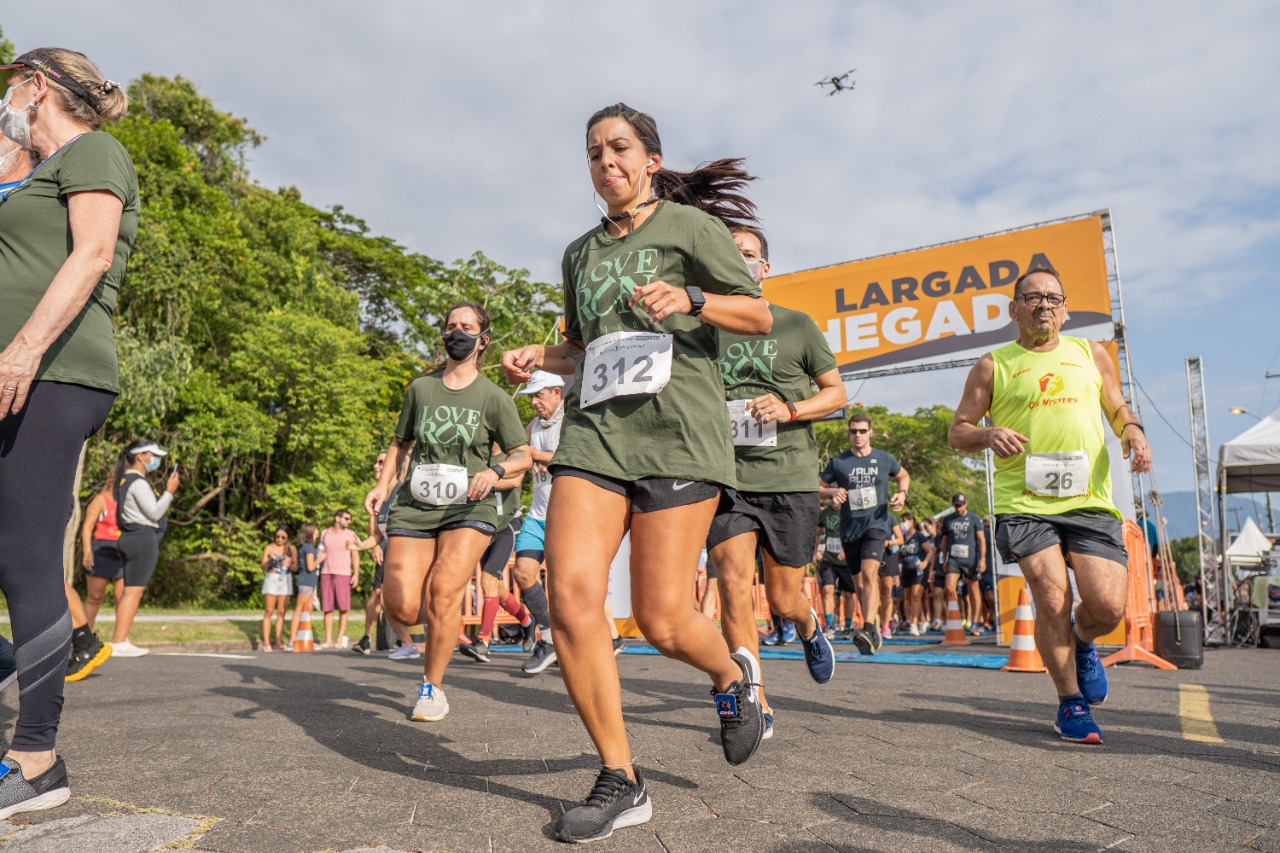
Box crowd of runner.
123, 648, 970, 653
0, 51, 1153, 846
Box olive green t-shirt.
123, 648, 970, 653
555, 201, 763, 486
719, 303, 838, 493
0, 132, 140, 393
387, 371, 527, 531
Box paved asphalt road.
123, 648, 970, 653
1, 640, 1277, 852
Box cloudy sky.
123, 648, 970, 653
5, 2, 1278, 503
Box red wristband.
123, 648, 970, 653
785, 401, 798, 421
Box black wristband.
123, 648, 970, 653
1121, 422, 1144, 434
489, 463, 507, 479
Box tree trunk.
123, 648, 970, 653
62, 441, 88, 585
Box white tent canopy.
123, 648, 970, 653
1219, 404, 1280, 493
1226, 517, 1272, 565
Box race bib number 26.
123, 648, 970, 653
580, 330, 673, 409
1025, 451, 1090, 498
726, 400, 777, 447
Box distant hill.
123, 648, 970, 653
1153, 491, 1274, 540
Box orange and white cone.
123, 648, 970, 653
1002, 588, 1047, 672
293, 610, 315, 653
942, 591, 969, 646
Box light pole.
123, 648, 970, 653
1228, 407, 1275, 535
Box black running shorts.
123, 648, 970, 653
819, 558, 857, 594
481, 519, 520, 578
946, 561, 979, 580
86, 539, 124, 580
842, 529, 887, 573
550, 466, 719, 513
900, 561, 921, 587
372, 559, 384, 590
706, 489, 821, 568
995, 509, 1127, 568
879, 548, 901, 578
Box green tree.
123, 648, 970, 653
72, 73, 558, 606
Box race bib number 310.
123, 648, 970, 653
1025, 451, 1090, 498
410, 464, 469, 506
726, 400, 777, 447
580, 330, 673, 409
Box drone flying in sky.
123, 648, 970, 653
815, 69, 856, 96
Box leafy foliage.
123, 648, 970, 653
71, 73, 558, 605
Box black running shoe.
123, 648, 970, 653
521, 640, 557, 675
0, 757, 70, 821
714, 648, 764, 766
352, 636, 372, 656
520, 621, 538, 653
65, 632, 112, 683
554, 766, 651, 843
851, 629, 875, 656
612, 637, 626, 657
459, 639, 491, 663
869, 626, 883, 652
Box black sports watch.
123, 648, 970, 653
489, 463, 507, 479
685, 286, 706, 317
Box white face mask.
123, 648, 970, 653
0, 80, 35, 150
743, 258, 762, 283
0, 144, 26, 175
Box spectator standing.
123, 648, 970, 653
318, 510, 360, 649
288, 523, 324, 648
111, 440, 179, 656
260, 527, 294, 651
78, 483, 123, 628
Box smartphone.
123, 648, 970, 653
171, 462, 179, 475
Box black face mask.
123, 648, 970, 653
443, 328, 485, 362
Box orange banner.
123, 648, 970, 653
764, 216, 1112, 372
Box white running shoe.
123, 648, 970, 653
109, 641, 149, 658
411, 681, 449, 722
908, 623, 920, 637
339, 636, 349, 649
388, 644, 421, 660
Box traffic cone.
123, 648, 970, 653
942, 591, 969, 646
293, 610, 315, 653
1002, 588, 1047, 673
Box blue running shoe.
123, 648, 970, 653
760, 628, 781, 646
800, 609, 835, 684
762, 711, 774, 740
1054, 696, 1103, 744
1075, 636, 1108, 706
779, 622, 797, 645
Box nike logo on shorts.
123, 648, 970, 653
672, 481, 694, 491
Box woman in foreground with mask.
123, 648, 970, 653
110, 440, 180, 656
0, 48, 136, 820
364, 301, 530, 722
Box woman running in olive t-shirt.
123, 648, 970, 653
502, 103, 773, 843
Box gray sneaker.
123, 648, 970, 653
714, 647, 764, 766
410, 681, 449, 722
554, 766, 651, 843
0, 757, 70, 821
458, 639, 491, 663
521, 640, 557, 675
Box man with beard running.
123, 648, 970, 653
820, 412, 910, 654
707, 225, 847, 735
949, 266, 1151, 744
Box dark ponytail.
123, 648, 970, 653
112, 439, 148, 493
586, 103, 759, 231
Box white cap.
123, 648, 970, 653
133, 441, 168, 457
516, 371, 565, 396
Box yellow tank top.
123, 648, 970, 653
989, 336, 1119, 518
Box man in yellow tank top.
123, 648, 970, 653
949, 267, 1151, 745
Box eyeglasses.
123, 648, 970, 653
849, 428, 871, 435
1017, 292, 1066, 308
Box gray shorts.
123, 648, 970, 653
995, 509, 1127, 568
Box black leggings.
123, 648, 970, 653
0, 381, 114, 750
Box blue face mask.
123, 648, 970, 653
144, 456, 162, 473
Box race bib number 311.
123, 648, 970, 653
726, 400, 777, 447
410, 464, 469, 506
580, 330, 673, 409
1025, 451, 1090, 498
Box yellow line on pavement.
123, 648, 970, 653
1179, 684, 1223, 743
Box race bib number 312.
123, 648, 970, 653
1025, 451, 1090, 498
726, 400, 778, 447
580, 330, 673, 409
410, 463, 469, 506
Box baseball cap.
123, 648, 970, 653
516, 371, 565, 396
951, 492, 967, 506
